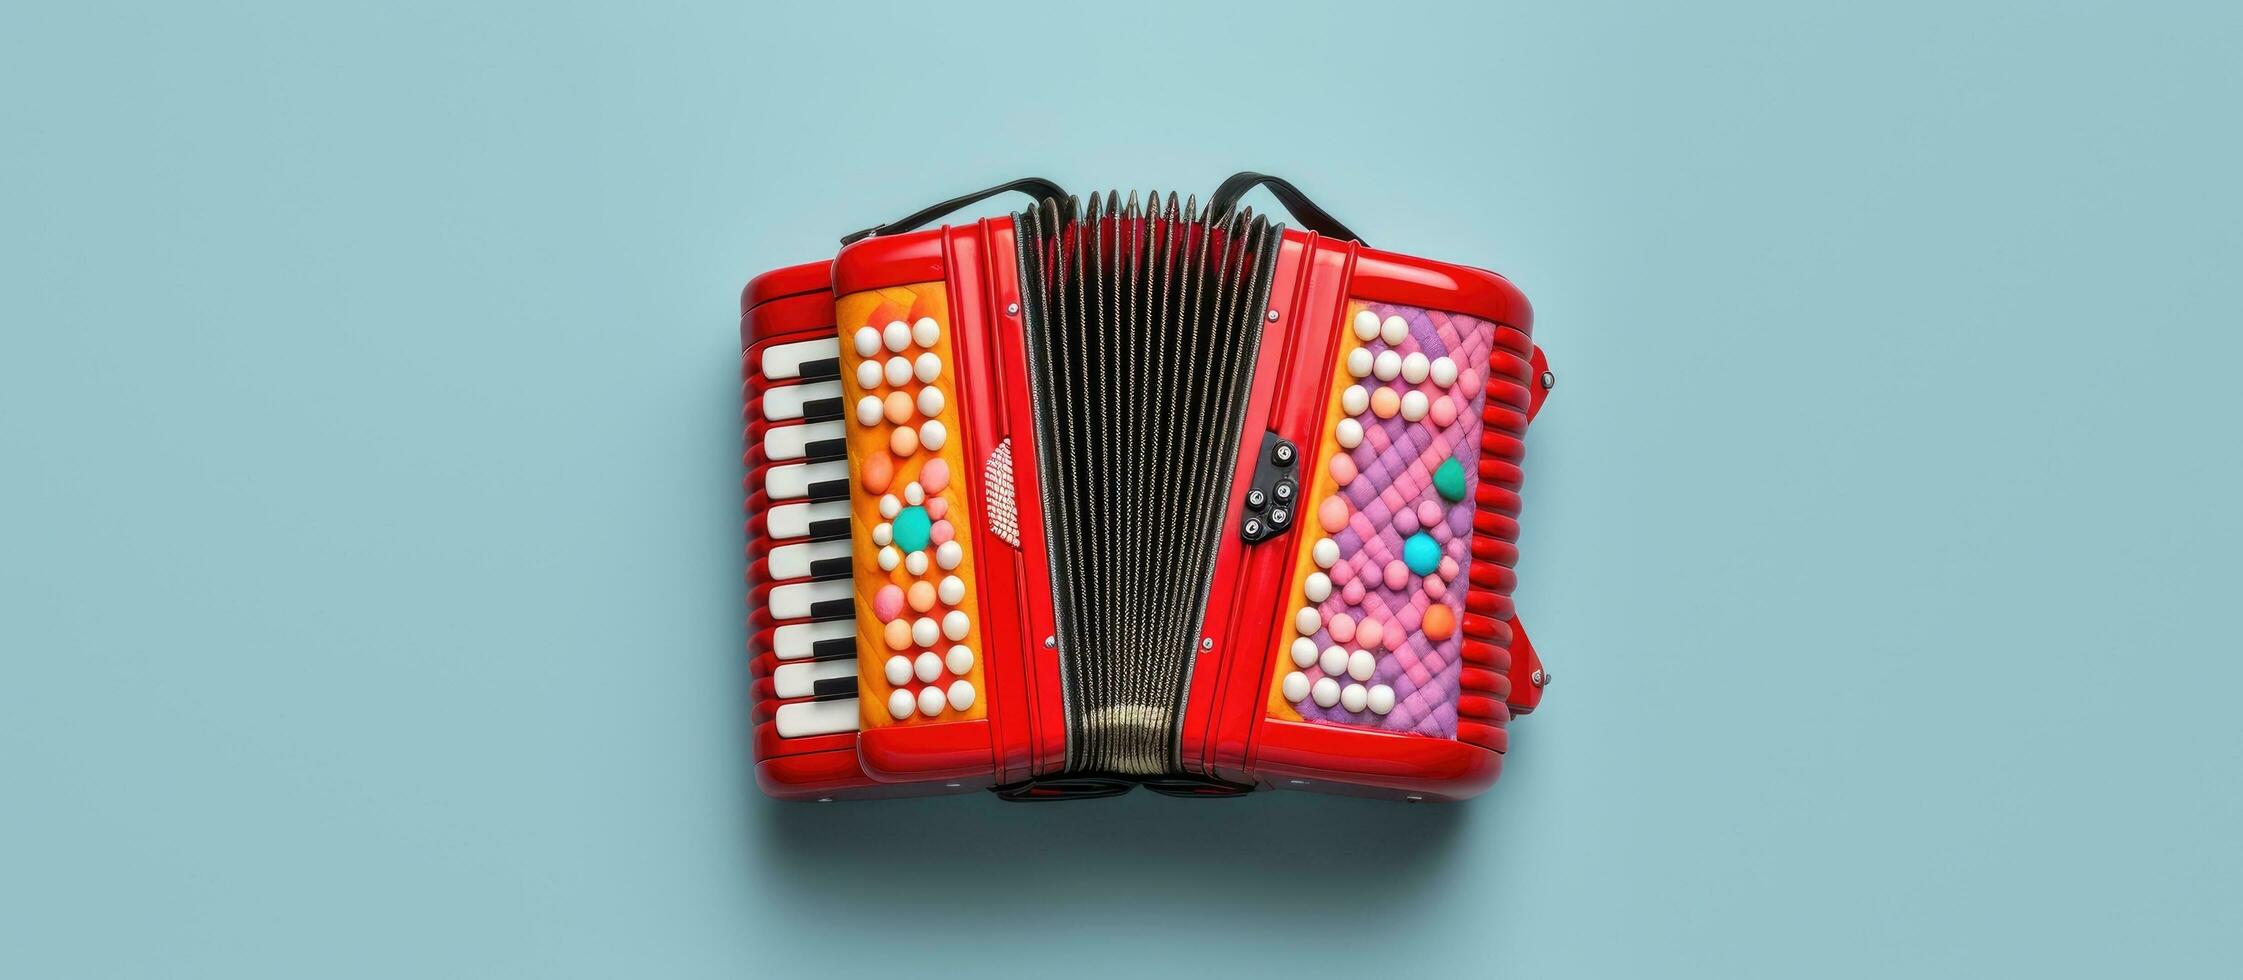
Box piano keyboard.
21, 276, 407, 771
752, 335, 863, 744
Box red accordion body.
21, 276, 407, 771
744, 187, 1550, 802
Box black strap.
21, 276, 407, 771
840, 177, 1068, 246
1207, 171, 1363, 245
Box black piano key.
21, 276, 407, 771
801, 397, 845, 422
810, 675, 859, 700
808, 556, 854, 578
804, 438, 847, 462
807, 478, 850, 503
809, 597, 854, 620
809, 637, 857, 661
795, 356, 841, 382
808, 517, 851, 541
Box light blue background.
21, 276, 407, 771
4, 1, 2238, 976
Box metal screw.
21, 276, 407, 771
1200, 637, 1214, 650
1043, 635, 1056, 649
1540, 370, 1555, 390
1273, 443, 1294, 464
1242, 517, 1263, 537
1266, 308, 1279, 321
1531, 669, 1549, 687
1007, 302, 1020, 316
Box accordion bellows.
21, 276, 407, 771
743, 180, 1551, 801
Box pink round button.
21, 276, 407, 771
926, 498, 949, 520
873, 585, 905, 623
1318, 496, 1350, 533
1439, 555, 1460, 581
1356, 618, 1385, 651
1383, 560, 1410, 590
1328, 613, 1356, 645
1341, 580, 1366, 604
1394, 506, 1420, 536
1416, 500, 1444, 528
1329, 453, 1357, 487
1424, 576, 1447, 601
919, 457, 951, 494
1430, 396, 1458, 427
930, 520, 954, 545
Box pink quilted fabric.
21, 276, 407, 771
1291, 303, 1490, 737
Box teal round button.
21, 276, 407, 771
1403, 531, 1441, 576
1434, 458, 1467, 502
892, 505, 932, 552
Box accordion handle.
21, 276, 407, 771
840, 177, 1069, 246
1208, 171, 1364, 245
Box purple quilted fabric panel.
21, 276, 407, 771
1283, 302, 1490, 738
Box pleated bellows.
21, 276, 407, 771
1015, 192, 1282, 775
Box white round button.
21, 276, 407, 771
1340, 682, 1369, 712
872, 523, 893, 546
914, 352, 941, 384
914, 650, 942, 683
1293, 607, 1321, 636
1291, 637, 1318, 668
1304, 572, 1332, 602
877, 546, 900, 571
903, 482, 925, 505
942, 610, 970, 641
1318, 645, 1348, 676
1282, 671, 1311, 703
1311, 677, 1341, 708
917, 686, 945, 717
879, 494, 901, 518
883, 320, 911, 352
917, 386, 945, 417
855, 360, 882, 389
938, 575, 965, 606
884, 655, 912, 686
936, 541, 963, 570
1347, 649, 1376, 681
1341, 384, 1369, 416
1430, 356, 1458, 387
884, 356, 912, 387
920, 420, 947, 451
1380, 315, 1408, 344
911, 617, 939, 648
887, 689, 915, 720
1352, 310, 1380, 341
1372, 349, 1401, 381
1335, 418, 1363, 449
1368, 684, 1396, 715
1401, 352, 1430, 384
1312, 538, 1339, 569
945, 644, 974, 675
1400, 390, 1429, 421
1346, 348, 1373, 378
853, 327, 882, 358
912, 317, 940, 348
855, 396, 883, 427
904, 551, 929, 576
947, 679, 976, 711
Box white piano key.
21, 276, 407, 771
773, 659, 857, 699
773, 620, 853, 661
765, 500, 847, 539
774, 698, 860, 738
770, 539, 849, 580
763, 420, 843, 462
770, 579, 850, 619
765, 460, 848, 501
761, 338, 839, 381
761, 380, 841, 422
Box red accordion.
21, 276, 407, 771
743, 174, 1552, 802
